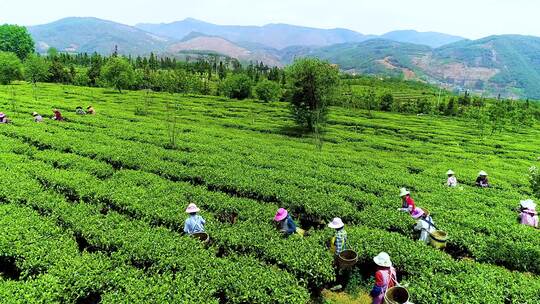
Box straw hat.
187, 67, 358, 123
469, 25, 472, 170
32, 112, 38, 116
274, 208, 288, 221
478, 171, 488, 176
0, 112, 5, 118
328, 217, 345, 229
446, 170, 455, 175
399, 188, 410, 197
185, 203, 200, 213
373, 252, 392, 267
411, 208, 425, 219
520, 199, 536, 211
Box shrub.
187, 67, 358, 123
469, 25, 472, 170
0, 51, 22, 84
254, 79, 282, 102
220, 74, 253, 100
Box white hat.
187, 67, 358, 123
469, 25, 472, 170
399, 188, 410, 197
185, 203, 200, 213
520, 199, 536, 211
446, 170, 455, 175
478, 171, 488, 176
373, 252, 392, 267
328, 217, 345, 229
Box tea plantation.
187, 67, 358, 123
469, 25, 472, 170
0, 83, 538, 303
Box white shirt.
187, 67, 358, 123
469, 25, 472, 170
447, 176, 457, 187
414, 216, 436, 244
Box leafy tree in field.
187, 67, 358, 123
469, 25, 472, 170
87, 53, 103, 86
254, 79, 282, 102
364, 88, 377, 117
379, 93, 394, 111
445, 97, 458, 116
0, 24, 34, 60
101, 57, 135, 93
220, 74, 253, 100
24, 54, 50, 85
286, 58, 340, 132
0, 52, 22, 85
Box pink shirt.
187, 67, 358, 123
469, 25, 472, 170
520, 210, 538, 228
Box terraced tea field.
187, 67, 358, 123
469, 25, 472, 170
0, 83, 539, 303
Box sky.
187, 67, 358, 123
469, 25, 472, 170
1, 0, 540, 39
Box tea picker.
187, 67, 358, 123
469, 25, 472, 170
328, 217, 358, 292
0, 112, 11, 124
87, 106, 96, 115
371, 252, 414, 304
184, 203, 206, 234
51, 109, 64, 121
273, 208, 305, 236
32, 112, 44, 123
398, 188, 423, 218
475, 171, 489, 188
75, 106, 86, 115
413, 209, 436, 244
328, 217, 347, 255
446, 170, 458, 187
519, 199, 538, 228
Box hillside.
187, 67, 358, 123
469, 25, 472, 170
0, 83, 539, 303
167, 33, 282, 66
28, 17, 171, 55
136, 18, 373, 49
305, 39, 431, 78
381, 30, 465, 48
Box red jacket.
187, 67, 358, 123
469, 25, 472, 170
403, 195, 415, 211
54, 111, 64, 121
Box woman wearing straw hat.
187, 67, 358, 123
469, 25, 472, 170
273, 208, 298, 237
398, 188, 418, 215
183, 203, 206, 235
413, 209, 436, 244
519, 200, 538, 228
446, 170, 458, 187
328, 217, 347, 255
475, 171, 490, 188
370, 252, 397, 304
32, 112, 43, 123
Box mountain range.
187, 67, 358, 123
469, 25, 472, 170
26, 17, 540, 99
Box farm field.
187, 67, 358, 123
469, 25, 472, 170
0, 83, 539, 303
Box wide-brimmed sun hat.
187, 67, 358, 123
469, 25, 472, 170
446, 170, 455, 175
411, 208, 425, 219
274, 208, 288, 221
185, 203, 200, 213
32, 112, 38, 116
0, 112, 5, 118
399, 188, 410, 197
373, 252, 392, 267
328, 217, 345, 229
478, 171, 488, 176
520, 199, 536, 211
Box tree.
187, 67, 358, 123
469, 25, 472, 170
220, 74, 253, 100
286, 58, 340, 132
0, 52, 22, 85
254, 79, 282, 102
0, 24, 34, 60
24, 54, 50, 85
379, 93, 394, 111
100, 57, 135, 93
364, 88, 377, 117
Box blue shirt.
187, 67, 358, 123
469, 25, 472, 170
280, 215, 297, 236
184, 214, 206, 234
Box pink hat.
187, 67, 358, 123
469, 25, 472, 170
411, 208, 425, 219
274, 208, 288, 221
185, 203, 200, 213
